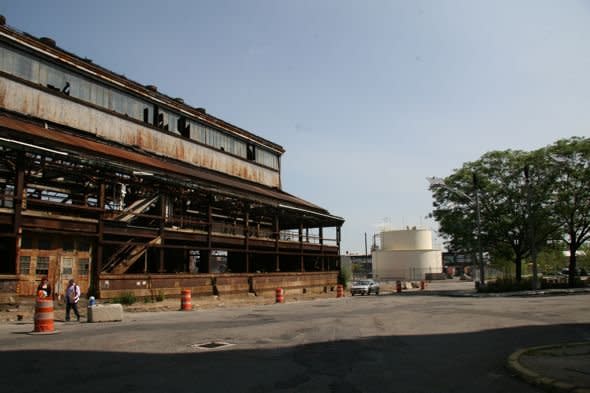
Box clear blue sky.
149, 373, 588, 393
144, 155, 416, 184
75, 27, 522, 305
2, 1, 589, 253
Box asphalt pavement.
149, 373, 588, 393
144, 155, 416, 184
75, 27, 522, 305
1, 279, 589, 393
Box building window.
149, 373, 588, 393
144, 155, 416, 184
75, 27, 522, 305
36, 256, 49, 275
19, 256, 31, 274
78, 258, 89, 276
247, 144, 256, 161
61, 257, 73, 275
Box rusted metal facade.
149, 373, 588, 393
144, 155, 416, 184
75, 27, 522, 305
0, 17, 344, 300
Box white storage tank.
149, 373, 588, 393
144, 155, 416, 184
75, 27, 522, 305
381, 228, 433, 251
372, 228, 442, 281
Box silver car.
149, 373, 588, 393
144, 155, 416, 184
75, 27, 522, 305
350, 279, 380, 296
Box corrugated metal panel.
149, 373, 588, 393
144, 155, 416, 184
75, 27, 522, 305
0, 77, 281, 188
0, 26, 285, 154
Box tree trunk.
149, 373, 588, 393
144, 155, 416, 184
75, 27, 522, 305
569, 232, 577, 288
515, 255, 522, 282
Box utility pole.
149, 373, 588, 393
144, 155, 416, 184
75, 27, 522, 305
475, 185, 485, 288
524, 165, 539, 290
364, 232, 368, 266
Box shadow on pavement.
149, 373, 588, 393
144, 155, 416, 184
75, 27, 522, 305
2, 323, 589, 393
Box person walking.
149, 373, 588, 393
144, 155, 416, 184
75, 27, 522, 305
36, 277, 52, 298
65, 279, 81, 322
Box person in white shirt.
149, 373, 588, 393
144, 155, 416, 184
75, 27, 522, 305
65, 279, 81, 322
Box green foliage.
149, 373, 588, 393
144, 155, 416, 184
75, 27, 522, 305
479, 278, 536, 293
479, 276, 586, 293
155, 291, 165, 302
338, 264, 352, 289
489, 257, 515, 278
536, 247, 565, 275
428, 136, 590, 287
113, 292, 136, 305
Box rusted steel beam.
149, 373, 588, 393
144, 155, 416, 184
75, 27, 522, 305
21, 227, 97, 237
21, 214, 97, 232
26, 198, 103, 213
0, 115, 337, 220
102, 226, 159, 238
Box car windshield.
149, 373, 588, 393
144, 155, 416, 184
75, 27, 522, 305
357, 281, 371, 285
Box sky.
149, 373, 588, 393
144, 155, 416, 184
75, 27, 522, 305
2, 0, 589, 253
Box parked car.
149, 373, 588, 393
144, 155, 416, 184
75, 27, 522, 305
350, 279, 380, 296
560, 267, 587, 276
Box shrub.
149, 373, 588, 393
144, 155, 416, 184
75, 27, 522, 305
155, 291, 165, 302
114, 292, 136, 305
479, 276, 587, 293
338, 264, 352, 289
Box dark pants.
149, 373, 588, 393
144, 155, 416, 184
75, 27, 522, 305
66, 302, 80, 321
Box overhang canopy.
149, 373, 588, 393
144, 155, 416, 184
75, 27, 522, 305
0, 114, 344, 228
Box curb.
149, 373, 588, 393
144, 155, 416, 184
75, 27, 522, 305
507, 342, 590, 393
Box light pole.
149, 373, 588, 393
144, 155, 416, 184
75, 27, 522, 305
524, 165, 539, 290
426, 176, 485, 288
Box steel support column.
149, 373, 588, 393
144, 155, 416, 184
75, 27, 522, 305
244, 209, 250, 273
274, 213, 280, 272
93, 182, 105, 298
158, 194, 166, 273
319, 226, 324, 271
207, 203, 213, 273
299, 223, 304, 272
13, 151, 25, 275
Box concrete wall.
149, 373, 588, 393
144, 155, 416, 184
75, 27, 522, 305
98, 272, 338, 300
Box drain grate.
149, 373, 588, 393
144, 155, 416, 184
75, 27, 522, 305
191, 341, 234, 350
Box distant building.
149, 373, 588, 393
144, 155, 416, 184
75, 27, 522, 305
372, 228, 442, 280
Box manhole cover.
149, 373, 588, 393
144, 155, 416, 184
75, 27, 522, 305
190, 341, 234, 350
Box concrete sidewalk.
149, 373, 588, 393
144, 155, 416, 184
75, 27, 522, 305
508, 342, 590, 393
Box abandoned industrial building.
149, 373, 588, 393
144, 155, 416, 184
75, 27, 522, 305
0, 16, 344, 300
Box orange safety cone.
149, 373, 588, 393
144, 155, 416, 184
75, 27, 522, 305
180, 289, 192, 311
275, 287, 284, 303
34, 296, 55, 333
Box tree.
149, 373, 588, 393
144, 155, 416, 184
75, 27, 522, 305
546, 137, 590, 287
429, 149, 557, 282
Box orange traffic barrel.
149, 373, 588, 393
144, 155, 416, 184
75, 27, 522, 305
180, 289, 192, 311
336, 284, 344, 298
34, 296, 55, 333
275, 287, 284, 303
396, 280, 402, 293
